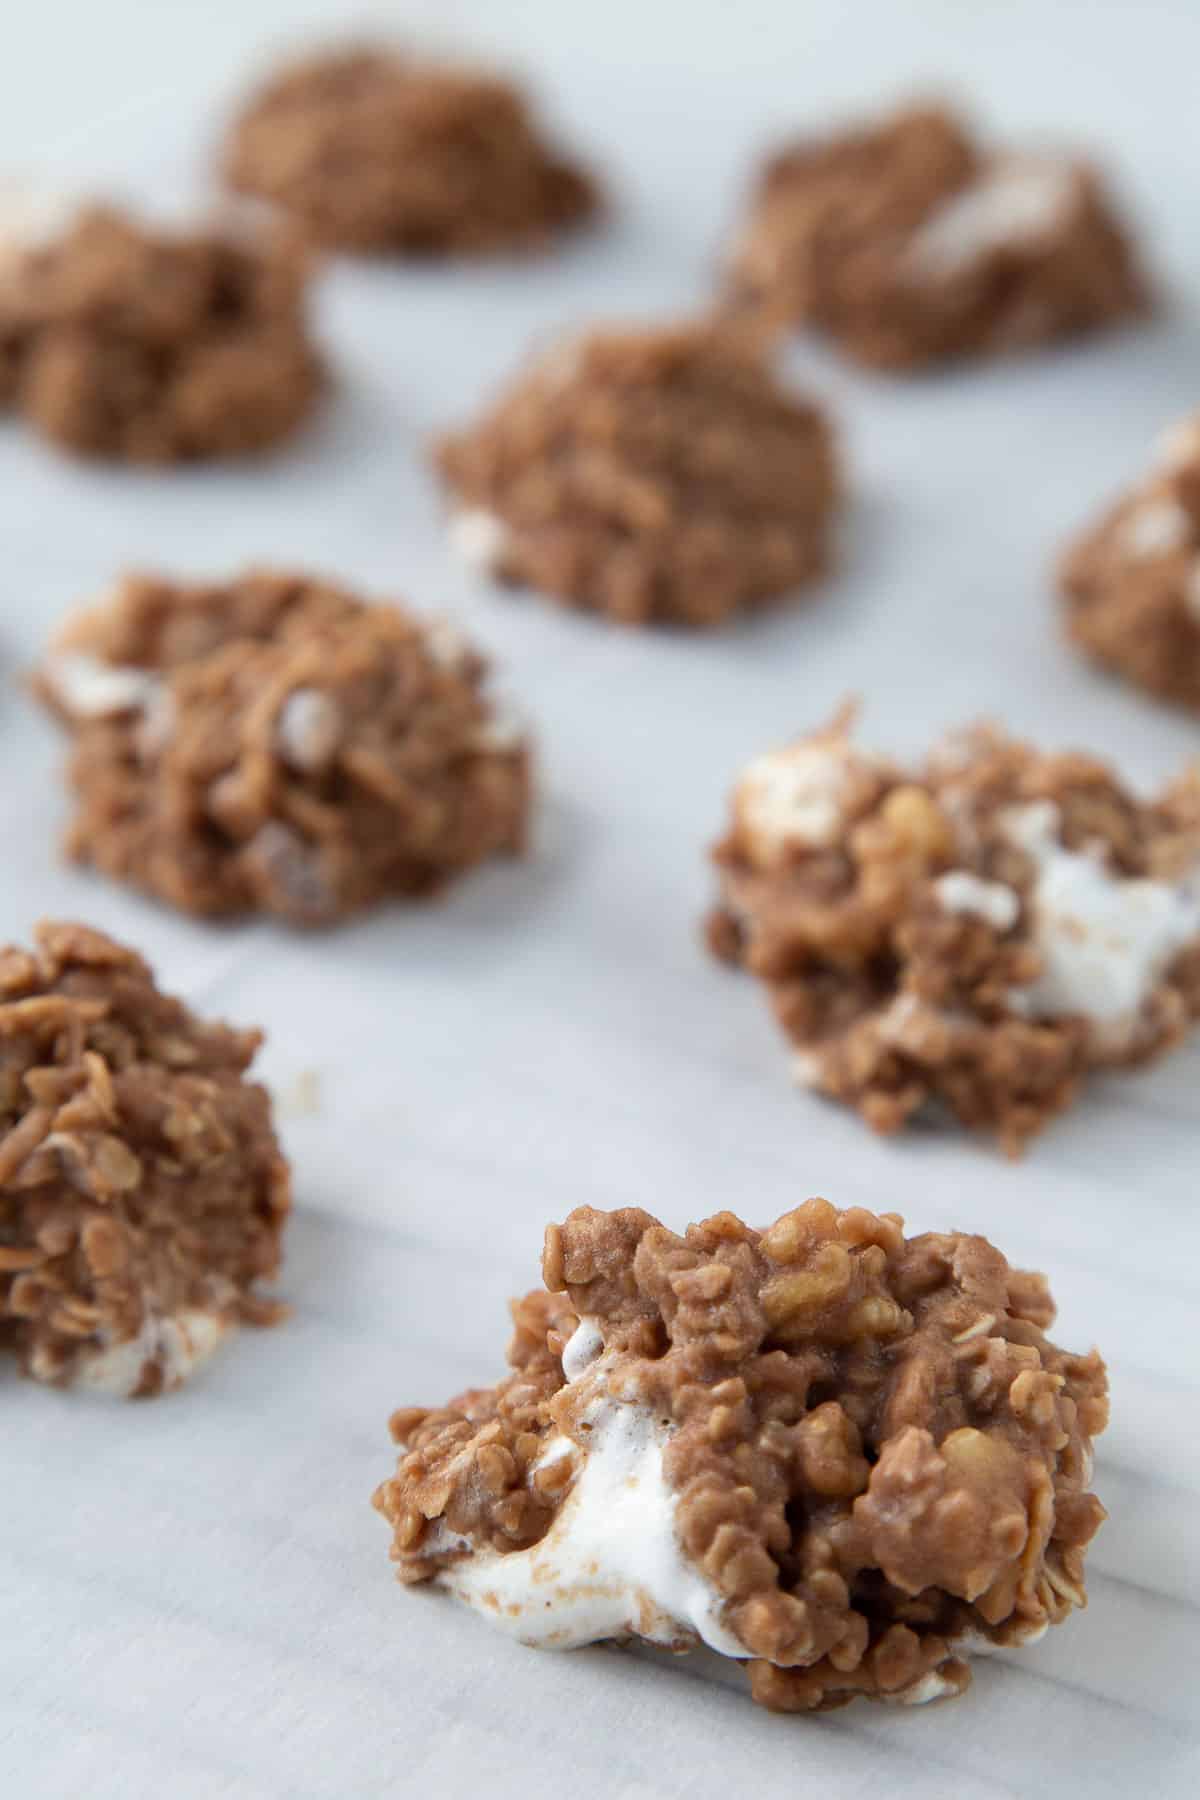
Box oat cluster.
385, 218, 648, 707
224, 46, 599, 255
0, 922, 290, 1396
725, 102, 1149, 369
437, 321, 839, 627
34, 569, 531, 925
707, 715, 1200, 1150
1060, 413, 1200, 711
375, 1199, 1107, 1711
0, 205, 320, 462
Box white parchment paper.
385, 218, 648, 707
3, 4, 1199, 1795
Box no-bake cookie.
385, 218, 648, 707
1059, 412, 1200, 711
436, 322, 839, 627
724, 102, 1150, 371
706, 713, 1200, 1151
34, 569, 530, 924
224, 45, 599, 255
0, 196, 320, 461
0, 921, 289, 1396
374, 1199, 1107, 1712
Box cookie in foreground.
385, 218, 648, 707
374, 1200, 1107, 1711
707, 712, 1200, 1151
0, 922, 290, 1396
33, 569, 531, 925
1059, 412, 1200, 712
724, 100, 1150, 370
0, 191, 321, 462
223, 43, 599, 255
436, 320, 839, 627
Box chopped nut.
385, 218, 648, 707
762, 1241, 853, 1334
761, 1198, 840, 1264
844, 1295, 908, 1338
880, 785, 954, 861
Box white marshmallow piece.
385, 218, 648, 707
449, 509, 509, 574
275, 687, 342, 774
427, 1306, 743, 1658
736, 737, 872, 865
31, 1306, 230, 1398
435, 1397, 746, 1657
423, 614, 472, 670
0, 181, 76, 270
934, 869, 1021, 932
891, 1667, 964, 1707
1002, 800, 1200, 1027
472, 698, 527, 753
907, 157, 1077, 277
560, 1316, 605, 1383
1119, 498, 1192, 560
42, 653, 161, 720
1156, 414, 1200, 473
790, 1049, 825, 1089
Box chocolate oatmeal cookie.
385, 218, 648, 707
1059, 412, 1200, 711
34, 569, 531, 924
724, 101, 1150, 370
0, 198, 321, 462
0, 922, 289, 1396
706, 712, 1200, 1151
224, 45, 599, 255
374, 1199, 1107, 1712
436, 322, 839, 627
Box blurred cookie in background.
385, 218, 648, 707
437, 319, 840, 628
724, 100, 1151, 371
223, 44, 600, 256
34, 569, 532, 924
0, 189, 322, 462
1059, 412, 1200, 712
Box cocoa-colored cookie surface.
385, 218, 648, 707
0, 201, 321, 462
34, 569, 531, 924
374, 1198, 1107, 1712
0, 921, 290, 1397
706, 713, 1200, 1151
436, 321, 839, 627
224, 45, 599, 255
1059, 412, 1200, 712
724, 102, 1150, 370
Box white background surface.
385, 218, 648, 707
3, 3, 1199, 1796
